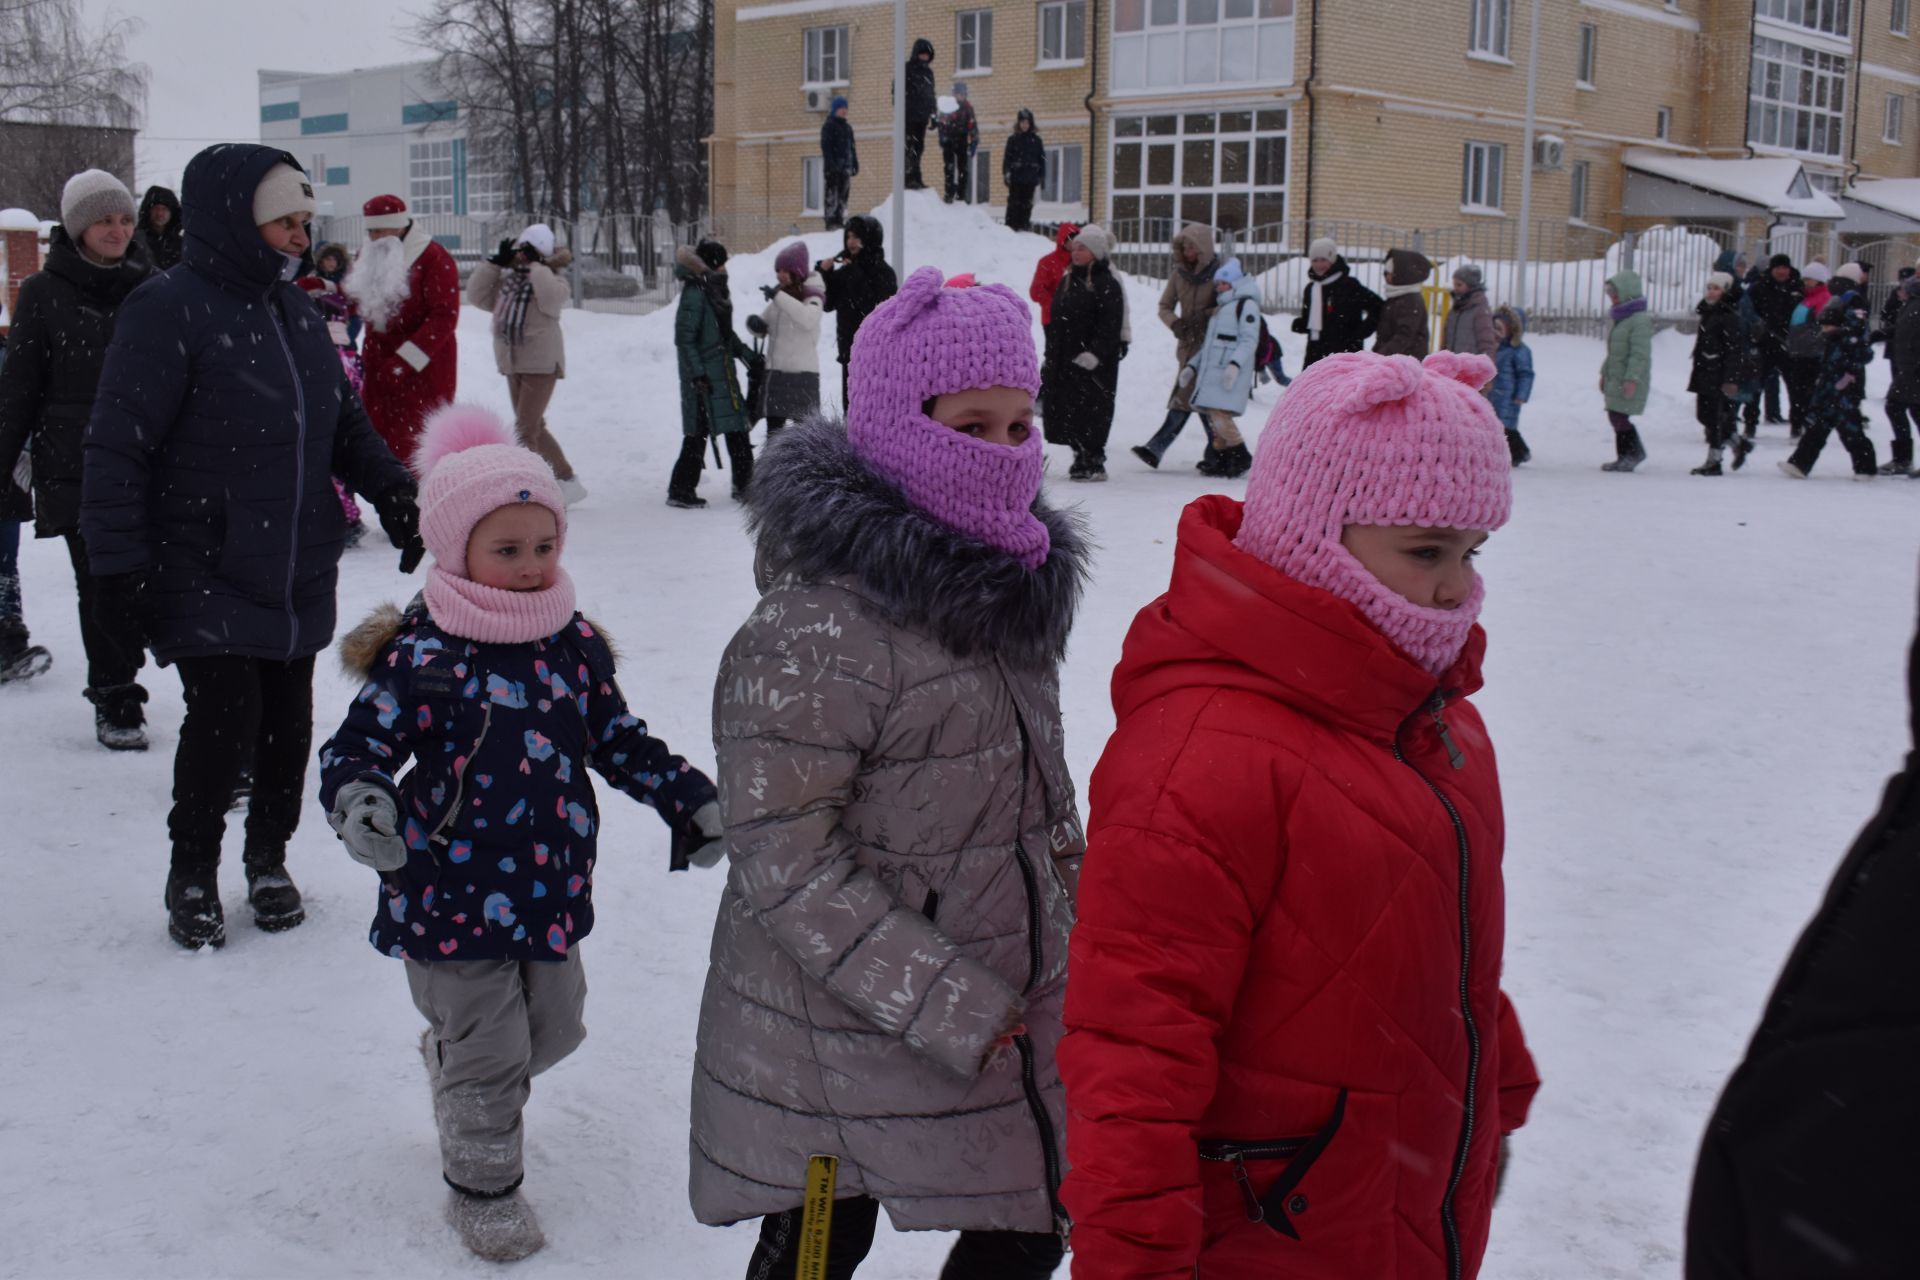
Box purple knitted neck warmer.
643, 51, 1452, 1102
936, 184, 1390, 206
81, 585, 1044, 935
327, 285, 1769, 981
846, 266, 1049, 569
1610, 295, 1648, 322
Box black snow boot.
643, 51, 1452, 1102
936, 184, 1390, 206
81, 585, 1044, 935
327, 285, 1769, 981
1601, 428, 1646, 473
165, 868, 225, 950
1129, 444, 1161, 470
724, 432, 755, 500
0, 617, 51, 685
667, 435, 707, 508
1730, 433, 1755, 471
88, 682, 149, 751
1506, 429, 1532, 467
243, 853, 306, 933
1199, 444, 1253, 478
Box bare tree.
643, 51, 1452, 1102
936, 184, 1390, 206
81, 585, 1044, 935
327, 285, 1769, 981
0, 0, 147, 129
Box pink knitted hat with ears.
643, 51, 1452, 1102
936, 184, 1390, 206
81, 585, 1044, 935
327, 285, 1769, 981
846, 266, 1050, 569
1235, 351, 1513, 676
414, 403, 569, 580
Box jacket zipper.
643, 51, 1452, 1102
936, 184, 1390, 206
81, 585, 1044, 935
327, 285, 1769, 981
265, 288, 307, 660
1197, 1138, 1309, 1223
1008, 715, 1070, 1240
1392, 694, 1479, 1280
429, 702, 493, 848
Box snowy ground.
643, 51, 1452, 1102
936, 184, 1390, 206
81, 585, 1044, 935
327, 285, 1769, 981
4, 197, 1915, 1279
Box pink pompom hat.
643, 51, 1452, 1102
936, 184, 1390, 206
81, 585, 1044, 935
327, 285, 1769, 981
415, 404, 569, 580
846, 265, 1050, 569
1234, 350, 1513, 675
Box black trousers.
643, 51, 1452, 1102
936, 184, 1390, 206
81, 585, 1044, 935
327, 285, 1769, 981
824, 172, 851, 229
745, 1196, 1062, 1280
1785, 357, 1819, 434
943, 147, 970, 203
839, 361, 851, 416
1695, 389, 1738, 449
1788, 400, 1879, 477
169, 654, 315, 872
64, 532, 145, 695
905, 121, 928, 187
1745, 337, 1787, 427
1885, 398, 1915, 467
669, 431, 755, 497
1005, 183, 1036, 232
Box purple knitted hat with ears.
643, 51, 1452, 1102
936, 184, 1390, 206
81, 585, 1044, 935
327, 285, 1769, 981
847, 266, 1050, 568
1235, 350, 1512, 675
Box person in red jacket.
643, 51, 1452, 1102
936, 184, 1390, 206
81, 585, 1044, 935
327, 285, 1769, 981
1060, 349, 1540, 1280
344, 194, 460, 464
1029, 221, 1079, 327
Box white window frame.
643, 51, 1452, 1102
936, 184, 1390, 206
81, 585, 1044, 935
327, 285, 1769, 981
466, 150, 510, 217
408, 139, 456, 215
968, 148, 993, 205
1756, 0, 1851, 38
1038, 0, 1088, 66
1655, 105, 1673, 140
801, 156, 824, 215
1569, 158, 1590, 220
1108, 107, 1291, 237
1895, 0, 1911, 34
1468, 0, 1512, 60
1748, 34, 1848, 157
1576, 24, 1597, 87
1041, 143, 1084, 203
1110, 0, 1296, 95
957, 10, 994, 74
1461, 140, 1505, 214
311, 153, 327, 186
803, 26, 849, 87
1885, 91, 1905, 143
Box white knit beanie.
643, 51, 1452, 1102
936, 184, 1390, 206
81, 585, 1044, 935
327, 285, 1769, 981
1307, 236, 1337, 261
60, 169, 135, 233
1834, 261, 1866, 285
517, 223, 557, 257
252, 163, 316, 225
1706, 271, 1734, 293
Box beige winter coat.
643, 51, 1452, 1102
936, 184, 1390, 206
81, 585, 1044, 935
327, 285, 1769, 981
466, 250, 572, 378
689, 420, 1089, 1234
1156, 223, 1220, 411
758, 276, 824, 375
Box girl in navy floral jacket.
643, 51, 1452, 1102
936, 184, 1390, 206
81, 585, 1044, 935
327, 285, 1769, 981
317, 404, 719, 1261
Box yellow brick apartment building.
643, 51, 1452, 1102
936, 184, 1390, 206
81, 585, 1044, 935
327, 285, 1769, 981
711, 0, 1920, 254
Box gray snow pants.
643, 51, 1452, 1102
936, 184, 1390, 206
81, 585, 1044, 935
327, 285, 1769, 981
406, 950, 588, 1194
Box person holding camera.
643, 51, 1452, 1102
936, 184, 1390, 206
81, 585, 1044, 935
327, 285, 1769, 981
466, 224, 585, 505
818, 215, 898, 413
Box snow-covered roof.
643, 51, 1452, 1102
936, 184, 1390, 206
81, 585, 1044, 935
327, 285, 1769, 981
1621, 149, 1845, 219
1845, 179, 1920, 223
0, 208, 41, 232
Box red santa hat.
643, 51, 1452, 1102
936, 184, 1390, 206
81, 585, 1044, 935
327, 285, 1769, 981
363, 194, 410, 231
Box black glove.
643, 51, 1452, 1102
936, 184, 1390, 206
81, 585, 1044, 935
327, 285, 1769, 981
1290, 315, 1308, 334
91, 570, 149, 645
693, 376, 711, 397
745, 313, 769, 336
488, 238, 517, 267
373, 485, 425, 574
759, 284, 779, 301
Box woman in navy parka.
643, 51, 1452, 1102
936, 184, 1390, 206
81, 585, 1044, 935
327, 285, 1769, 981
82, 144, 420, 950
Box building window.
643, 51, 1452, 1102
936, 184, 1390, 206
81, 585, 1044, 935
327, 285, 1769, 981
466, 147, 509, 215
1110, 108, 1289, 235
311, 153, 327, 185
1111, 0, 1295, 93
1039, 0, 1088, 64
1896, 0, 1911, 33
1748, 35, 1847, 156
1886, 92, 1906, 142
1468, 0, 1511, 58
1461, 140, 1505, 211
957, 10, 994, 73
971, 149, 993, 204
402, 100, 459, 126
801, 156, 824, 214
408, 139, 456, 214
1569, 158, 1590, 219
1042, 143, 1084, 202
301, 113, 349, 136
1655, 106, 1672, 139
261, 100, 299, 124
1576, 24, 1597, 85
804, 26, 848, 86
1756, 0, 1851, 38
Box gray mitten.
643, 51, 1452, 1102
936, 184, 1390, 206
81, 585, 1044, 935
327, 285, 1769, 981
330, 780, 408, 871
686, 800, 726, 869
1072, 351, 1099, 371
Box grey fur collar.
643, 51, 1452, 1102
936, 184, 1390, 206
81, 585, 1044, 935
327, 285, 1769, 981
747, 418, 1091, 669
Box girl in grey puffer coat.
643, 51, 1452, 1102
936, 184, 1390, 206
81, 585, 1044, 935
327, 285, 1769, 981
692, 269, 1088, 1277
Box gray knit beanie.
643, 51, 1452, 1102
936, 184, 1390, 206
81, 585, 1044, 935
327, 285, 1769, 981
60, 169, 136, 234
1453, 263, 1485, 289
1071, 223, 1113, 261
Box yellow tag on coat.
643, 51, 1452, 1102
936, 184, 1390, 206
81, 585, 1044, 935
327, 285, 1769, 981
796, 1154, 838, 1280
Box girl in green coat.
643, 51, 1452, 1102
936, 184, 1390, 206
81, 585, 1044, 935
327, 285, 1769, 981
671, 241, 759, 508
1600, 269, 1653, 472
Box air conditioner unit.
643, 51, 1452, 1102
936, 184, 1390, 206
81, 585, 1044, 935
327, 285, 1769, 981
804, 88, 830, 112
1533, 135, 1566, 171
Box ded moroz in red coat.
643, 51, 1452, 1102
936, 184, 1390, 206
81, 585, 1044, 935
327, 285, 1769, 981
1060, 494, 1539, 1280
355, 222, 460, 464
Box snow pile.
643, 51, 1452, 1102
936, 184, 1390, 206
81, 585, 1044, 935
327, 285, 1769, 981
1608, 225, 1725, 315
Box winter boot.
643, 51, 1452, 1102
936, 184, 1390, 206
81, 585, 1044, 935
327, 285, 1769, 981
1778, 459, 1808, 479
1505, 429, 1532, 467
447, 1186, 546, 1263
243, 853, 306, 933
0, 617, 51, 685
342, 519, 367, 549
724, 432, 755, 500
88, 683, 149, 751
1600, 428, 1646, 473
1690, 459, 1725, 477
1081, 454, 1109, 482
229, 765, 253, 813
1730, 433, 1755, 471
1195, 444, 1226, 474
1067, 455, 1089, 481
1201, 444, 1253, 478
1129, 445, 1161, 470
164, 868, 225, 950
666, 436, 706, 509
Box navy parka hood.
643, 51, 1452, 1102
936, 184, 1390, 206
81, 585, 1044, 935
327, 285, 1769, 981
181, 143, 309, 292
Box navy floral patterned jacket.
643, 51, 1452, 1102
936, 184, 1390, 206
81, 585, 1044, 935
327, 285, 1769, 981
318, 602, 716, 962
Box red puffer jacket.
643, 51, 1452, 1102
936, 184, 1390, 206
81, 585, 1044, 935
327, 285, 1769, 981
1030, 222, 1079, 328
1060, 495, 1539, 1280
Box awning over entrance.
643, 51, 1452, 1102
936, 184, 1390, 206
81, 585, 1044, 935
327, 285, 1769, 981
1620, 149, 1845, 220
1843, 180, 1920, 233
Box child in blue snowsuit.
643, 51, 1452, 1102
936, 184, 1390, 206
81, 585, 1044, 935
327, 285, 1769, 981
318, 405, 720, 1261
1488, 304, 1536, 466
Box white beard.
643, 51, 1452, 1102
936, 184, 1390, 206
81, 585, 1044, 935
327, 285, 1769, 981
344, 236, 412, 332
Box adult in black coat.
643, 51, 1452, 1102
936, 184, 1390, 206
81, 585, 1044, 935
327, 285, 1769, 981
134, 185, 183, 271
903, 38, 937, 189
1746, 254, 1802, 428
0, 215, 152, 747
82, 142, 419, 950
1292, 244, 1381, 366
1881, 274, 1920, 474
818, 214, 898, 412
1686, 602, 1920, 1280
1003, 109, 1046, 233
1685, 277, 1759, 475
1043, 225, 1126, 479
819, 98, 858, 231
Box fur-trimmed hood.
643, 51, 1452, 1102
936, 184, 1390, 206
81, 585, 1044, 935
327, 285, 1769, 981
747, 417, 1091, 669
337, 598, 613, 677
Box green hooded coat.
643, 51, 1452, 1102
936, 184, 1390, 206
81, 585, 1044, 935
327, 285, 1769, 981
1602, 269, 1653, 416
675, 246, 755, 436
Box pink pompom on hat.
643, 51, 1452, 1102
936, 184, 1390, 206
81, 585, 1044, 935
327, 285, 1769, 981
414, 404, 577, 644
1234, 351, 1513, 676
846, 266, 1050, 568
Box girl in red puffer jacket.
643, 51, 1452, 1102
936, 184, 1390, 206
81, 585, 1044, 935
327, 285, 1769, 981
1060, 350, 1540, 1280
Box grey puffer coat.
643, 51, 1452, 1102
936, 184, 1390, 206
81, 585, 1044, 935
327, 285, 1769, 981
690, 417, 1090, 1235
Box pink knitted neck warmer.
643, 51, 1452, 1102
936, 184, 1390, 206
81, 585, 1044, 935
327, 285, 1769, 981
423, 565, 578, 644
847, 266, 1050, 570
1274, 541, 1486, 676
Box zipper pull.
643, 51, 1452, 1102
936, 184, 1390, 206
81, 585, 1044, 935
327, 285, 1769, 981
1430, 694, 1466, 771
1228, 1156, 1265, 1222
